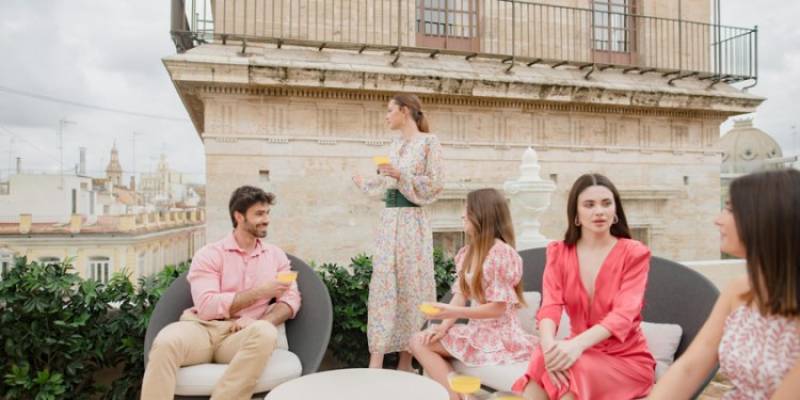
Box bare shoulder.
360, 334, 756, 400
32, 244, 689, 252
720, 274, 751, 310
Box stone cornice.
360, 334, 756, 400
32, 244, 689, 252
202, 133, 724, 157
163, 44, 764, 132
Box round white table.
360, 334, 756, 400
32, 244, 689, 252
264, 368, 449, 400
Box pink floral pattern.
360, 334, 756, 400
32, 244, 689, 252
719, 305, 800, 400
356, 134, 445, 353
439, 241, 538, 367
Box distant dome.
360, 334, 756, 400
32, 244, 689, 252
720, 119, 782, 174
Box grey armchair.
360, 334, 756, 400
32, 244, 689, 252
143, 254, 332, 399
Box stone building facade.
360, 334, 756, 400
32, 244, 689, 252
165, 0, 762, 263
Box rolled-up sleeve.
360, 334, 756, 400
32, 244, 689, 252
598, 244, 651, 341
187, 246, 235, 320
274, 251, 302, 318
536, 242, 565, 329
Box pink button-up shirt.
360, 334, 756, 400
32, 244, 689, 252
186, 233, 302, 327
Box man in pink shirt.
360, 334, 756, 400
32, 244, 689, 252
142, 186, 302, 400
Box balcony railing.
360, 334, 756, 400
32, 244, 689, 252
171, 0, 757, 84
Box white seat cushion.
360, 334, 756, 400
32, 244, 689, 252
641, 322, 682, 380
452, 360, 528, 392
174, 349, 302, 396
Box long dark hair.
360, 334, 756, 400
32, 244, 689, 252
391, 93, 430, 133
459, 188, 525, 306
729, 169, 800, 317
563, 173, 631, 245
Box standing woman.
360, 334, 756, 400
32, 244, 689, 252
353, 94, 445, 370
649, 169, 800, 400
513, 173, 656, 400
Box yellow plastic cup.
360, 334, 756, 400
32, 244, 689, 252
277, 271, 298, 283
418, 303, 441, 316
372, 155, 391, 166
448, 375, 481, 394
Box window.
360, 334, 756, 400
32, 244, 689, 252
88, 256, 112, 284
38, 256, 61, 266
0, 182, 9, 195
137, 253, 146, 279
433, 231, 466, 258
416, 0, 480, 52
592, 1, 637, 64
1, 252, 12, 277
630, 227, 650, 246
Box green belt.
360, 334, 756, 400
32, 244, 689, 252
384, 189, 419, 208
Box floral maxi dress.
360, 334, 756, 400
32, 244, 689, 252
356, 134, 445, 354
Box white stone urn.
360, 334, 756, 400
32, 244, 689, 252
504, 147, 556, 250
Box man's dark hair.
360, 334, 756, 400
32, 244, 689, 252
228, 186, 275, 228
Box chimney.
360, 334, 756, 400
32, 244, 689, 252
129, 175, 136, 192
15, 157, 21, 174
79, 147, 87, 175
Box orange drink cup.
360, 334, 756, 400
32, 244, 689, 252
418, 303, 441, 316
277, 271, 298, 283
448, 374, 481, 395
372, 155, 390, 166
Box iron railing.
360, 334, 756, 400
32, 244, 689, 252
171, 0, 757, 84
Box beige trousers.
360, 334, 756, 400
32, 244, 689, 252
141, 311, 278, 400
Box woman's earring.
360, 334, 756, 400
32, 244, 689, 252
613, 215, 619, 224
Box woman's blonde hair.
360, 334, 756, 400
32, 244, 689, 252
458, 188, 525, 306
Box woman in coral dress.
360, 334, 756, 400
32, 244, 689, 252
649, 169, 800, 400
353, 94, 445, 371
410, 188, 536, 400
513, 173, 655, 400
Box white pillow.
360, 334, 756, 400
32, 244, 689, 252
518, 292, 541, 335
641, 322, 683, 379
518, 291, 570, 339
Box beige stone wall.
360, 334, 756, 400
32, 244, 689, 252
200, 92, 725, 264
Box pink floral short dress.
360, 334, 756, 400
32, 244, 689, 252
439, 241, 537, 367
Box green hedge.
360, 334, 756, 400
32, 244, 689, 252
0, 250, 456, 398
0, 258, 188, 400
317, 249, 456, 368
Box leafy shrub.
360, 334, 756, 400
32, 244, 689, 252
318, 249, 456, 368
0, 257, 188, 400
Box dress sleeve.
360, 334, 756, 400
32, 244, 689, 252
451, 246, 468, 295
483, 244, 523, 304
397, 135, 444, 206
598, 241, 651, 341
536, 242, 566, 328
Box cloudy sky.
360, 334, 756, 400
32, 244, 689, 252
0, 1, 798, 184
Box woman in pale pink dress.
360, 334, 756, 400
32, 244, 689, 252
513, 173, 655, 400
409, 188, 536, 400
649, 169, 800, 400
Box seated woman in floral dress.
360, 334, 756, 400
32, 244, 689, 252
409, 188, 536, 400
649, 169, 800, 400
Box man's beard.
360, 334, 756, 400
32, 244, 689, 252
243, 219, 268, 238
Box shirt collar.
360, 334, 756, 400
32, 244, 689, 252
223, 232, 267, 255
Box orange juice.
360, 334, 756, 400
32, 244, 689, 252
449, 375, 481, 394
372, 155, 391, 166
418, 303, 441, 316
277, 271, 298, 283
